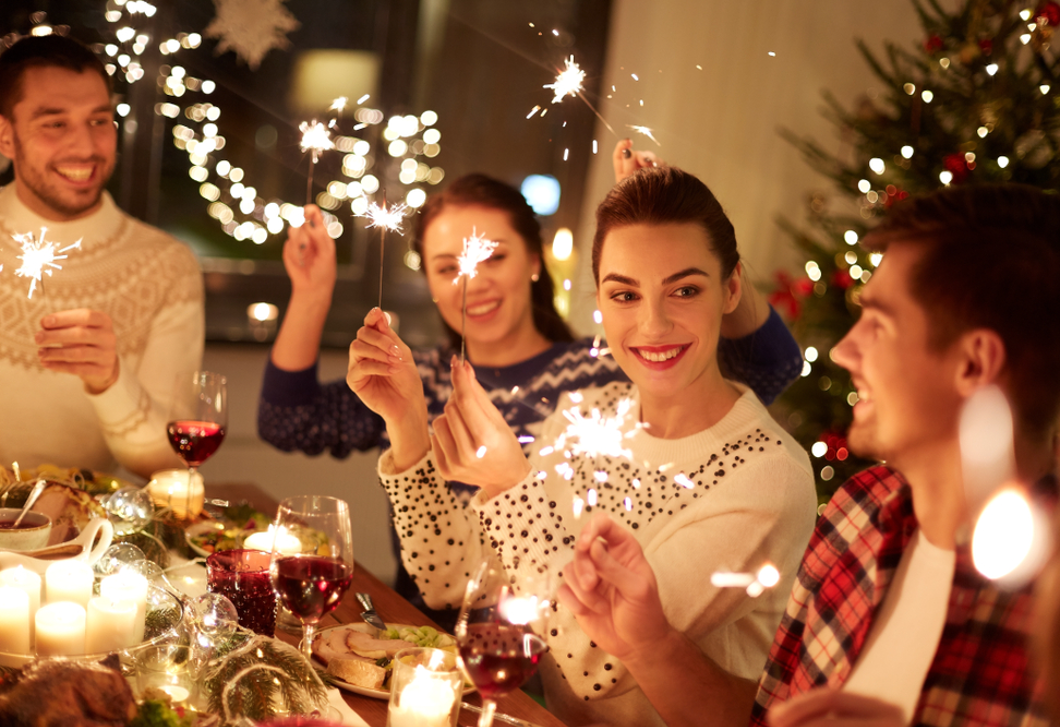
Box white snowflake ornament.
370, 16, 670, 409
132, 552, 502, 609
204, 0, 300, 70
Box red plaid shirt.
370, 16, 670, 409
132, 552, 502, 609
751, 465, 1050, 727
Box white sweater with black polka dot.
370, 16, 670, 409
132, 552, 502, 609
378, 382, 817, 727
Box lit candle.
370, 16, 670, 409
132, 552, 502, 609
243, 525, 302, 555
388, 667, 459, 727
0, 566, 41, 639
35, 602, 86, 656
146, 469, 205, 519
85, 596, 137, 653
0, 586, 31, 655
45, 560, 94, 608
159, 685, 190, 704
100, 571, 148, 643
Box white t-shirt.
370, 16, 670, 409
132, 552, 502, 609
844, 528, 957, 722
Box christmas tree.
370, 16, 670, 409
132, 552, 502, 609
771, 0, 1060, 504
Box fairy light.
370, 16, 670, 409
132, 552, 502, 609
12, 228, 82, 299
710, 563, 781, 597
544, 56, 586, 104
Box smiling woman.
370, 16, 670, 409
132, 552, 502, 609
356, 166, 817, 727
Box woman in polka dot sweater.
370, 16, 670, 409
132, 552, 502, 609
347, 167, 817, 727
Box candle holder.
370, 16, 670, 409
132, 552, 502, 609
137, 643, 198, 708
146, 469, 205, 520
206, 549, 277, 636
387, 647, 463, 727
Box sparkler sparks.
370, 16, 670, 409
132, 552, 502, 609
298, 119, 335, 161
360, 200, 408, 234
12, 227, 82, 299
627, 124, 661, 146
555, 397, 637, 460
544, 56, 586, 104
453, 228, 499, 362
329, 96, 348, 113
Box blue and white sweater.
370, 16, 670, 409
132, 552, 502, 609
257, 307, 803, 458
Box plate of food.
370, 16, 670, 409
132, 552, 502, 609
185, 503, 272, 557
312, 622, 472, 699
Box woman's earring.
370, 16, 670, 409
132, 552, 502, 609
431, 296, 439, 303
531, 273, 540, 282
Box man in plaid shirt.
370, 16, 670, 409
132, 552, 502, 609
559, 184, 1060, 727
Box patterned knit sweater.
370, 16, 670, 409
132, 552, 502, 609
257, 307, 803, 460
0, 186, 204, 476
379, 382, 817, 727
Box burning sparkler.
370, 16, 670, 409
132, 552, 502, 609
452, 228, 499, 362
299, 119, 335, 204
545, 56, 586, 104
12, 227, 82, 299
627, 124, 661, 146
553, 397, 637, 461
358, 197, 409, 309
329, 96, 348, 114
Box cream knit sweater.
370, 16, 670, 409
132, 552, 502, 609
379, 381, 817, 727
0, 185, 204, 477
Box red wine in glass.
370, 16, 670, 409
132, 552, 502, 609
458, 622, 546, 700
272, 555, 353, 623
167, 420, 225, 467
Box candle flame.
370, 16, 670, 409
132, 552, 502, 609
12, 227, 82, 299
545, 56, 586, 104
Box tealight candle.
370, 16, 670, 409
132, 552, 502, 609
85, 596, 137, 653
387, 648, 462, 727
100, 571, 148, 643
35, 602, 86, 656
0, 566, 41, 638
146, 469, 205, 519
0, 586, 31, 655
45, 560, 94, 608
243, 525, 302, 555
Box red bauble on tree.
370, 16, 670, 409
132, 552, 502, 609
924, 34, 945, 52
1037, 1, 1060, 27
943, 153, 971, 183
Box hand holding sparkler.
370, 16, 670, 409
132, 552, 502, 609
613, 139, 663, 183
346, 307, 430, 471
299, 119, 335, 205
558, 512, 673, 662
282, 205, 336, 296
431, 356, 529, 495
35, 309, 120, 394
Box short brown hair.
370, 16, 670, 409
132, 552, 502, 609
0, 35, 110, 118
591, 166, 740, 284
863, 184, 1060, 438
413, 173, 573, 348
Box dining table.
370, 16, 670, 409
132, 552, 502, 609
210, 483, 568, 727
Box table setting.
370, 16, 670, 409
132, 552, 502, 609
0, 371, 565, 727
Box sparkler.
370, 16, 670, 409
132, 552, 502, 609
545, 56, 586, 104
358, 196, 408, 309
12, 227, 82, 299
553, 397, 637, 461
627, 124, 661, 146
329, 96, 348, 114
298, 119, 335, 205
452, 228, 499, 362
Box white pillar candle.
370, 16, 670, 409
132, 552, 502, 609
100, 571, 149, 643
85, 596, 137, 653
243, 525, 302, 555
35, 602, 87, 656
0, 566, 41, 639
0, 586, 31, 655
388, 667, 459, 727
146, 469, 205, 519
45, 560, 94, 608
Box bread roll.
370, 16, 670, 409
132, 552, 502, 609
327, 658, 386, 690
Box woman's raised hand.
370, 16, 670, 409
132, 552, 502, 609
283, 204, 337, 299
347, 308, 428, 444
613, 139, 663, 183
431, 357, 531, 496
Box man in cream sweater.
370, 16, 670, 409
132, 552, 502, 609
0, 35, 203, 478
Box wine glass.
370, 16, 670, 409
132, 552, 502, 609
269, 496, 354, 662
166, 371, 227, 513
455, 560, 552, 727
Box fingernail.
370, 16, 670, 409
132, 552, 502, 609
43, 316, 54, 327
34, 332, 43, 343
450, 354, 459, 369
622, 148, 631, 159
389, 344, 401, 356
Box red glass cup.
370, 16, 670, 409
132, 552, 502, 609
206, 549, 277, 636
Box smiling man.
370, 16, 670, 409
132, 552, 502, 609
558, 183, 1059, 727
0, 35, 203, 477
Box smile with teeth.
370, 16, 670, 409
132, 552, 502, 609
55, 165, 94, 182
634, 345, 687, 362
466, 300, 501, 316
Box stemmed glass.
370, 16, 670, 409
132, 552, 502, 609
455, 560, 552, 727
166, 371, 227, 511
269, 496, 354, 662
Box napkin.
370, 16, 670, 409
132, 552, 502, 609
326, 687, 371, 726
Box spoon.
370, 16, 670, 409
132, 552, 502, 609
11, 479, 46, 528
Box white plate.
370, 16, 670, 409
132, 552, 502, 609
314, 622, 472, 700
184, 520, 226, 557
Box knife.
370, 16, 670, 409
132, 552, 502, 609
355, 592, 388, 631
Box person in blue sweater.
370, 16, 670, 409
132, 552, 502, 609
257, 141, 803, 620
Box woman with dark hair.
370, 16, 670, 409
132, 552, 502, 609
351, 166, 817, 726
257, 144, 802, 612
